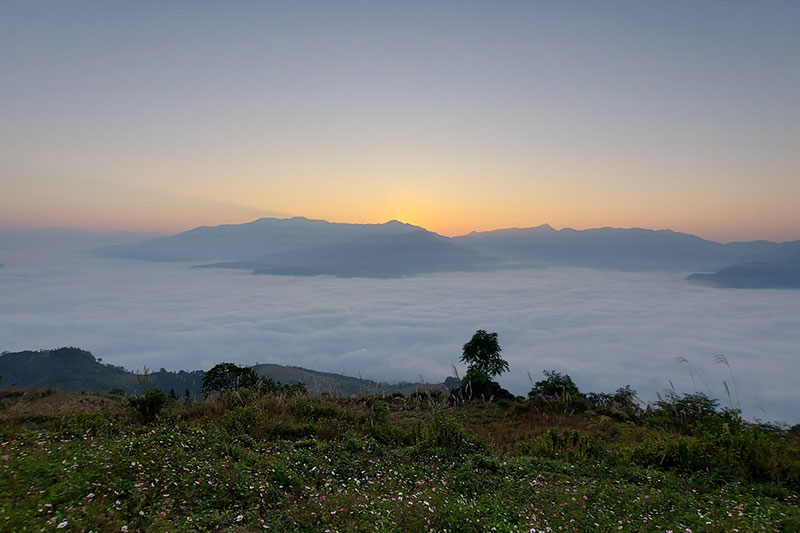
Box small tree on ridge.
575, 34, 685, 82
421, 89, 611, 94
460, 330, 508, 378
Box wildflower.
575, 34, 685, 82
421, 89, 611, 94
121, 527, 128, 532
1, 455, 8, 461
56, 521, 68, 529
236, 514, 243, 522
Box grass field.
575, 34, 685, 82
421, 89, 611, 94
1, 387, 798, 532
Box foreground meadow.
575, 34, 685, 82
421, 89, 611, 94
1, 388, 798, 532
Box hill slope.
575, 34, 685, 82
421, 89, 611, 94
0, 348, 204, 396
200, 230, 496, 278
91, 217, 425, 262
0, 348, 439, 397
688, 255, 800, 288
455, 225, 800, 271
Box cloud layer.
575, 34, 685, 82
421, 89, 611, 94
2, 238, 799, 423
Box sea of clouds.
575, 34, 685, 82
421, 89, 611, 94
1, 232, 799, 423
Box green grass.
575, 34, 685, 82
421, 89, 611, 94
1, 391, 798, 532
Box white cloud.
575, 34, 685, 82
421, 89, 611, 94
1, 238, 799, 423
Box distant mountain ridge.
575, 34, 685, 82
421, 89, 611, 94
454, 225, 800, 272
0, 348, 443, 397
91, 217, 425, 262
89, 216, 800, 282
687, 255, 800, 289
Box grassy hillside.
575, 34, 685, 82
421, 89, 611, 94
0, 348, 139, 392
1, 387, 798, 531
0, 348, 438, 398
252, 363, 441, 396
0, 348, 204, 397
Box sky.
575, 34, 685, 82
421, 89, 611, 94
1, 1, 799, 242
2, 236, 799, 423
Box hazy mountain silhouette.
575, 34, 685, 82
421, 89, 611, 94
91, 217, 424, 262
199, 230, 496, 278
89, 216, 800, 280
688, 255, 800, 289
454, 225, 800, 271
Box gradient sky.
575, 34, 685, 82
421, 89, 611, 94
1, 1, 799, 242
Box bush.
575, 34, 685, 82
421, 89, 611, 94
221, 404, 260, 443
627, 426, 800, 488
128, 389, 168, 423
529, 370, 581, 399
423, 413, 479, 453
587, 385, 643, 421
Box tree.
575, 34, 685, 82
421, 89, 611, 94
529, 370, 581, 398
201, 363, 260, 397
460, 330, 508, 378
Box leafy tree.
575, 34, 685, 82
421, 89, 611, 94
460, 330, 508, 378
201, 363, 260, 397
529, 370, 581, 398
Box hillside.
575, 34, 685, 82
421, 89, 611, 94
0, 348, 440, 397
688, 256, 800, 289
200, 230, 496, 278
252, 363, 444, 396
90, 217, 425, 262
0, 348, 204, 397
1, 386, 798, 531
455, 225, 800, 271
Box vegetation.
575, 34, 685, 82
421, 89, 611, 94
201, 363, 261, 396
0, 348, 439, 398
460, 329, 508, 378
0, 348, 204, 397
1, 371, 798, 532
127, 389, 168, 423
456, 330, 515, 401
530, 369, 582, 398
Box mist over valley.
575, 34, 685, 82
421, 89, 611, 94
2, 223, 799, 423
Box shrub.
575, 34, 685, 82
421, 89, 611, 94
424, 413, 477, 452
128, 389, 167, 423
529, 370, 581, 399
587, 385, 643, 421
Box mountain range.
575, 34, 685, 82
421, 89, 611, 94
89, 217, 800, 287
